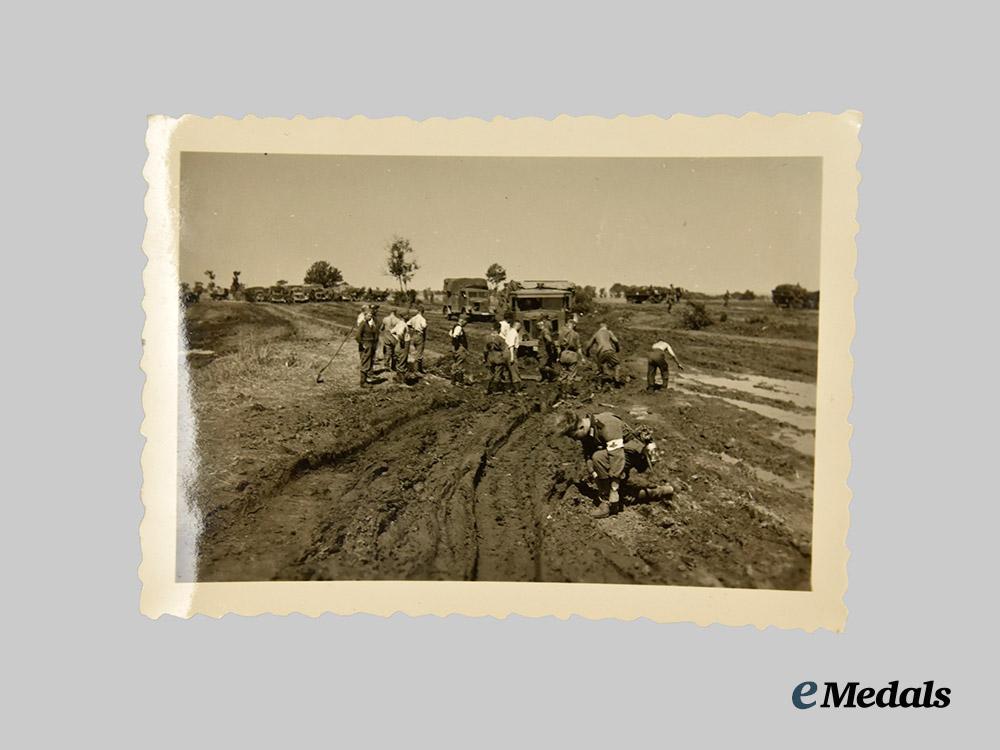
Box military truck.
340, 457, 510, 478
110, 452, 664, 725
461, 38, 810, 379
625, 285, 666, 304
289, 286, 309, 303
505, 280, 575, 355
245, 286, 268, 303
269, 286, 288, 303
442, 277, 496, 321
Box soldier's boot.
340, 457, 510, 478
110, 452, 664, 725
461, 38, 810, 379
589, 501, 611, 519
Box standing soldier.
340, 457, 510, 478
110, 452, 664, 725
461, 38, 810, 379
388, 312, 409, 382
380, 308, 402, 371
483, 321, 510, 393
558, 319, 583, 382
449, 314, 469, 386
504, 319, 524, 392
355, 307, 379, 386
585, 321, 624, 388
536, 313, 558, 381
647, 339, 684, 391
355, 303, 371, 327
406, 304, 428, 374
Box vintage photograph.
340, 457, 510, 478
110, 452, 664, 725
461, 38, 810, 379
142, 115, 856, 626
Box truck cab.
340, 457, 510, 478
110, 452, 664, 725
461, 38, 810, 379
507, 281, 575, 354
442, 277, 496, 321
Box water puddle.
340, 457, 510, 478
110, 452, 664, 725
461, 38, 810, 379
680, 372, 815, 410
720, 452, 812, 493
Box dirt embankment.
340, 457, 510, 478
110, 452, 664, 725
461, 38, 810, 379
183, 300, 816, 590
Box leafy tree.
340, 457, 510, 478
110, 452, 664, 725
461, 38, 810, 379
599, 287, 607, 298
772, 283, 809, 308
486, 262, 507, 290
609, 283, 623, 298
386, 236, 419, 291
204, 270, 216, 291
276, 279, 288, 287
304, 260, 344, 288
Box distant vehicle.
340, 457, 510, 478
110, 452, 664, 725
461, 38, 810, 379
312, 287, 330, 302
290, 286, 309, 303
209, 287, 230, 301
442, 277, 495, 320
269, 286, 288, 303
505, 280, 575, 355
626, 286, 665, 304
302, 284, 324, 301
245, 286, 267, 302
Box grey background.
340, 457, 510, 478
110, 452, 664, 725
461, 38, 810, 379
6, 1, 995, 745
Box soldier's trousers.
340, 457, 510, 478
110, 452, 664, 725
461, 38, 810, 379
451, 348, 468, 383
487, 362, 510, 392
412, 333, 426, 371
359, 341, 377, 383
647, 350, 669, 388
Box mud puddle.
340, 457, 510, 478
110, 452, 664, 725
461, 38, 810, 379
680, 372, 816, 409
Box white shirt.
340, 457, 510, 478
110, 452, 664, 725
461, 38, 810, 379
450, 323, 464, 339
356, 311, 367, 326
390, 318, 407, 339
505, 327, 521, 350
407, 312, 427, 333
652, 340, 677, 357
499, 320, 510, 337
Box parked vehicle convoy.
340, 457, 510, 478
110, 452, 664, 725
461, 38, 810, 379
244, 286, 267, 302
269, 286, 288, 303
442, 277, 496, 320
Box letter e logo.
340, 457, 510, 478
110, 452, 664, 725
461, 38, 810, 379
793, 681, 818, 709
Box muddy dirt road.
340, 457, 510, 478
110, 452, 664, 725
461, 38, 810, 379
182, 298, 816, 589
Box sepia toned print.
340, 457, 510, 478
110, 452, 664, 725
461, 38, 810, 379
142, 114, 859, 629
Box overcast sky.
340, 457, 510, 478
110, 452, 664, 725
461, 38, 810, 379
180, 153, 820, 293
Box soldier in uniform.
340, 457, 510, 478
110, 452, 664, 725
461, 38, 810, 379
558, 410, 668, 518
558, 319, 583, 382
449, 314, 469, 386
536, 313, 558, 381
483, 321, 510, 393
585, 321, 624, 387
355, 307, 380, 386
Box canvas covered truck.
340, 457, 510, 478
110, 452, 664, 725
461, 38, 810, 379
442, 277, 496, 321
506, 280, 575, 355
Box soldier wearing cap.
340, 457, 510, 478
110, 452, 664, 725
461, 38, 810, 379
355, 306, 380, 386
558, 410, 651, 518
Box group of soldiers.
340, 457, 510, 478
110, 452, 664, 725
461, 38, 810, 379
351, 303, 682, 518
355, 303, 686, 395
354, 303, 428, 386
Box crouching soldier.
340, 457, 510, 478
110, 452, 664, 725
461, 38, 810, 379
558, 410, 669, 518
450, 315, 469, 386
356, 308, 379, 386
